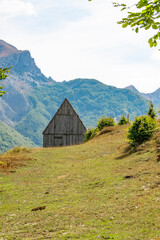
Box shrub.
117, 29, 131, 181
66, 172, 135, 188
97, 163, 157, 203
147, 101, 156, 119
8, 146, 29, 154
127, 115, 156, 145
97, 116, 115, 131
85, 116, 116, 142
84, 128, 98, 142
118, 115, 129, 125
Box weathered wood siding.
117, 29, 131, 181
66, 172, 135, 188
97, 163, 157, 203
43, 134, 85, 147
43, 98, 86, 147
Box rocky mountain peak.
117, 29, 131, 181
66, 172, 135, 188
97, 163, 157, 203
0, 40, 56, 85
0, 40, 20, 58
0, 40, 56, 127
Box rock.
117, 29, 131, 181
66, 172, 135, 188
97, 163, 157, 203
31, 206, 46, 211
124, 175, 134, 179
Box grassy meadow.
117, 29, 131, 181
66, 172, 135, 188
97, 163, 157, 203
0, 122, 160, 240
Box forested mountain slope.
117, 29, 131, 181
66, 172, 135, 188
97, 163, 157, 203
0, 120, 36, 153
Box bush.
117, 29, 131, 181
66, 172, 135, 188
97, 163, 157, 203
85, 116, 116, 142
147, 101, 156, 119
84, 128, 98, 142
97, 116, 115, 131
8, 146, 29, 154
118, 115, 129, 125
127, 115, 156, 145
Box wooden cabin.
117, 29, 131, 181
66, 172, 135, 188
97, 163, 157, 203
43, 98, 87, 147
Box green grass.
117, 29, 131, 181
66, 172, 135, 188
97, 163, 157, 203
0, 124, 160, 239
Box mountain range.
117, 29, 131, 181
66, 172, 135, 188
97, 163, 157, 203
125, 85, 160, 106
0, 40, 159, 152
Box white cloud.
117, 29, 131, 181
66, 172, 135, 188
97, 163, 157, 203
0, 0, 36, 17
151, 49, 160, 61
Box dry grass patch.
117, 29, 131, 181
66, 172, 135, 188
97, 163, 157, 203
0, 147, 36, 172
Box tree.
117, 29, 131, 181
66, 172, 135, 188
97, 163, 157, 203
97, 116, 115, 130
147, 101, 156, 119
113, 0, 160, 48
118, 114, 129, 125
89, 0, 160, 47
127, 115, 156, 145
0, 67, 10, 97
127, 102, 157, 145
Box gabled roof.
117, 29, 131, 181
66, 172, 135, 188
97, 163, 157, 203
43, 98, 86, 134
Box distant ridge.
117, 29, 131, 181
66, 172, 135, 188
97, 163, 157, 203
125, 85, 160, 105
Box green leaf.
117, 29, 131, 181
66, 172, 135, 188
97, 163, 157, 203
150, 42, 154, 47
148, 37, 153, 43
145, 24, 151, 30
135, 27, 139, 33
114, 0, 160, 48
122, 23, 128, 28
152, 24, 159, 29
154, 41, 157, 47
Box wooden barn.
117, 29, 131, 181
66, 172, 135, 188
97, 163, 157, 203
43, 98, 87, 147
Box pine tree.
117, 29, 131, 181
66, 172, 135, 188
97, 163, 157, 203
147, 101, 156, 119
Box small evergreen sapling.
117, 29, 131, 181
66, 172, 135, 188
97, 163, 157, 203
127, 115, 156, 145
118, 115, 129, 125
84, 116, 116, 142
97, 116, 115, 131
84, 127, 98, 142
147, 101, 156, 119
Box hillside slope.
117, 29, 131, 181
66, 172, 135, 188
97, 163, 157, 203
0, 122, 160, 239
0, 120, 36, 153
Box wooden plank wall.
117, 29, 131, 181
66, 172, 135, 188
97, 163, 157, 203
44, 115, 86, 135
43, 98, 86, 147
43, 134, 85, 147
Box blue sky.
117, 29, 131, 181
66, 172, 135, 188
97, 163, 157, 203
0, 0, 160, 93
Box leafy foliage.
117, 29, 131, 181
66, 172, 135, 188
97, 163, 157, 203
147, 101, 156, 119
84, 127, 98, 142
127, 115, 156, 145
97, 116, 115, 131
0, 67, 10, 97
85, 115, 116, 142
118, 115, 129, 125
113, 0, 160, 47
